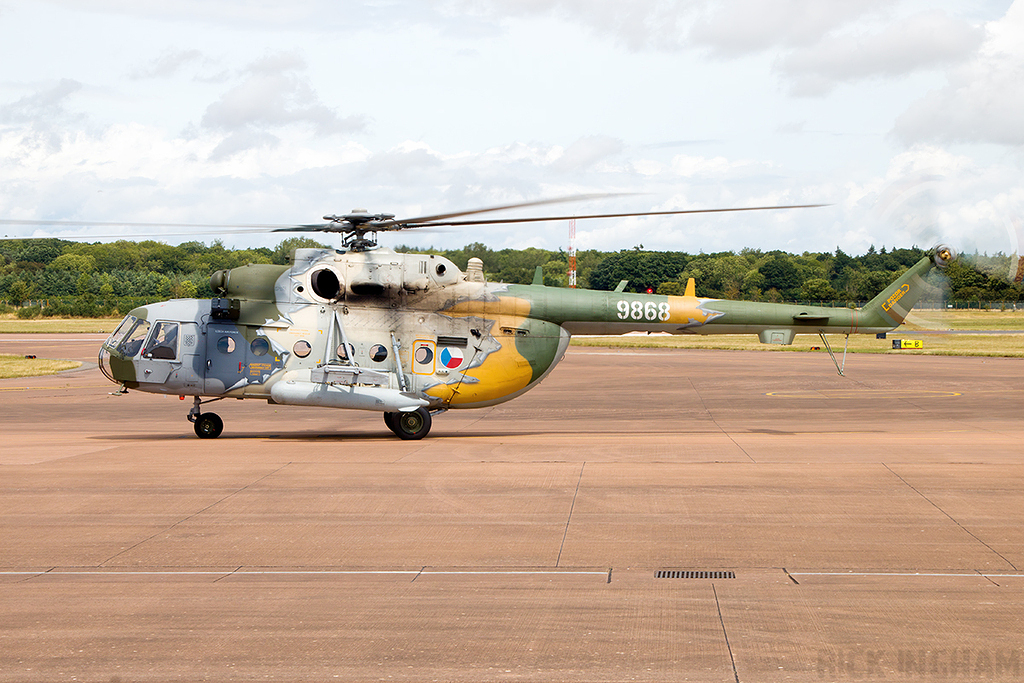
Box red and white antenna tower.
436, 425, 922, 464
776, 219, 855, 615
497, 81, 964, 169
567, 218, 577, 288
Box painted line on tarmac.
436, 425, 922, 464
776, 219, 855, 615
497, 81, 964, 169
790, 572, 1024, 578
1, 569, 610, 576
0, 384, 109, 392
766, 390, 963, 398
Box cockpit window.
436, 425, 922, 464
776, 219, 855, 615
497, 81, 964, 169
116, 319, 151, 358
144, 322, 179, 360
106, 315, 137, 349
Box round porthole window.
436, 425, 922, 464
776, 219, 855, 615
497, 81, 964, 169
415, 345, 434, 364
369, 344, 388, 362
217, 336, 236, 354
293, 340, 312, 358
250, 338, 270, 356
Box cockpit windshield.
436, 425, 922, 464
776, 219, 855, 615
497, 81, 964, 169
106, 315, 137, 350
105, 316, 151, 358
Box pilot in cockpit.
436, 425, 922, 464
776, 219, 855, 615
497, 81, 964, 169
146, 322, 178, 360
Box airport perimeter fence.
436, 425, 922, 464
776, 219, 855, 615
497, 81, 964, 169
790, 300, 1023, 311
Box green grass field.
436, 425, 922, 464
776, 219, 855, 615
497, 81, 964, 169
903, 309, 1024, 331
570, 331, 1024, 357
0, 354, 82, 379
0, 315, 120, 334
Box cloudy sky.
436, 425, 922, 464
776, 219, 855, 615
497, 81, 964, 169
1, 0, 1021, 261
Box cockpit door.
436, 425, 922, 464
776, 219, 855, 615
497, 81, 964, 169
136, 321, 180, 384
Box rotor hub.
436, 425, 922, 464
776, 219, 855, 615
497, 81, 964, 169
933, 244, 957, 269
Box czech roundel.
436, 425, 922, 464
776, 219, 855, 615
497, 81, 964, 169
439, 346, 464, 369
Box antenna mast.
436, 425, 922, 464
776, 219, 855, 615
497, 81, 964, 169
567, 218, 577, 288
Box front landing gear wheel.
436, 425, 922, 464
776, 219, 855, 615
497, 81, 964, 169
194, 412, 224, 439
394, 407, 431, 440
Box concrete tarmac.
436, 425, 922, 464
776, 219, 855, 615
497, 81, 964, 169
1, 335, 1022, 682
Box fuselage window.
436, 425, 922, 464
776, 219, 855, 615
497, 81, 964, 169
217, 336, 236, 354
250, 338, 270, 357
369, 344, 388, 362
293, 340, 312, 358
145, 322, 179, 360
415, 345, 434, 364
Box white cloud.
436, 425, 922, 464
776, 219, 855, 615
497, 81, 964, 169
441, 0, 699, 51
550, 135, 624, 172
669, 154, 767, 179
893, 2, 1024, 145
444, 1, 987, 98
689, 0, 884, 55
851, 146, 1023, 256
199, 52, 367, 156
779, 10, 985, 95
0, 78, 83, 125
128, 49, 207, 80
364, 143, 444, 178
17, 0, 437, 31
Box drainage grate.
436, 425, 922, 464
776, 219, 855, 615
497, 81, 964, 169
656, 570, 735, 579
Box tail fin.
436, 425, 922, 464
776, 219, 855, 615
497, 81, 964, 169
860, 246, 953, 329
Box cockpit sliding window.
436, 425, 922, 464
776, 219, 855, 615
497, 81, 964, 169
143, 322, 179, 360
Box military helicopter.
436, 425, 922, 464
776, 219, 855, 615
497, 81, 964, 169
12, 198, 956, 439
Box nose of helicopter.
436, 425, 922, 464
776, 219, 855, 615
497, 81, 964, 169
97, 344, 131, 384
98, 313, 150, 385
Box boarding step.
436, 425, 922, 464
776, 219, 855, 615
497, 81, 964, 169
310, 363, 390, 386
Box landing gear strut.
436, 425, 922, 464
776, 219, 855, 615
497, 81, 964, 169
819, 332, 850, 376
187, 396, 224, 439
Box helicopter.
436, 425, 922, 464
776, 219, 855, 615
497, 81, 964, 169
23, 198, 954, 440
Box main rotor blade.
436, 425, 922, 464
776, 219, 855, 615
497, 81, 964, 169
0, 200, 829, 241
372, 193, 632, 229
399, 203, 830, 228
270, 225, 338, 233
0, 218, 301, 230
0, 219, 330, 241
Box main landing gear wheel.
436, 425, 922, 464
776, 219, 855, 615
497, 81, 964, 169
383, 411, 399, 435
392, 407, 431, 440
194, 412, 224, 439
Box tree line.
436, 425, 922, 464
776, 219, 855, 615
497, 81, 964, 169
1, 237, 1020, 318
